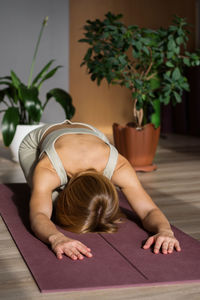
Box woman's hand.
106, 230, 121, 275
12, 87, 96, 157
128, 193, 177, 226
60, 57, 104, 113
143, 230, 181, 254
49, 233, 93, 260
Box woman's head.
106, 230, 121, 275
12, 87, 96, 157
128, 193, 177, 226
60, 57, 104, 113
55, 170, 122, 233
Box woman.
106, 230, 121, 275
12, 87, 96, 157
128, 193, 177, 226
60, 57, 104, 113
19, 119, 181, 261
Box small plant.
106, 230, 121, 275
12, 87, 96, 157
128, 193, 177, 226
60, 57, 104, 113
0, 17, 75, 146
79, 12, 200, 128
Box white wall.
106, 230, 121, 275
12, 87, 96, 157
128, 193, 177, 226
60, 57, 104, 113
0, 0, 69, 124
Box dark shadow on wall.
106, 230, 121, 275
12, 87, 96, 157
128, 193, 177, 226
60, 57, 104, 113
161, 66, 200, 137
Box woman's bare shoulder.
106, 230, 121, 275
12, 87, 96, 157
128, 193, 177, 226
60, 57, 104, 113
114, 154, 131, 172
112, 154, 141, 188
32, 160, 61, 192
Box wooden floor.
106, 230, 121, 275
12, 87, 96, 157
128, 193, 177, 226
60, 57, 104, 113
0, 134, 200, 300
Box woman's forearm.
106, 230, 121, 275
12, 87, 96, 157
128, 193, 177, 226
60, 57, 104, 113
142, 208, 173, 235
30, 212, 65, 244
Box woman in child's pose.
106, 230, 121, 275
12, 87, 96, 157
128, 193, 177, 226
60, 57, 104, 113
19, 120, 181, 261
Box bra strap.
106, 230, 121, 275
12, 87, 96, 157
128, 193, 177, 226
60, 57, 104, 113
103, 144, 118, 179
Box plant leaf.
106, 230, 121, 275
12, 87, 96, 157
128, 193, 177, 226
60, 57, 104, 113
37, 66, 63, 90
10, 70, 21, 89
150, 99, 160, 128
173, 90, 182, 103
0, 76, 12, 87
0, 89, 6, 102
0, 81, 12, 86
183, 57, 190, 66
0, 86, 18, 105
172, 67, 181, 80
149, 76, 161, 90
45, 88, 75, 119
0, 76, 12, 81
5, 86, 18, 104
83, 48, 93, 61
31, 59, 55, 86
167, 39, 176, 51
165, 61, 174, 67
19, 84, 42, 123
181, 82, 190, 91
1, 107, 20, 146
143, 46, 150, 56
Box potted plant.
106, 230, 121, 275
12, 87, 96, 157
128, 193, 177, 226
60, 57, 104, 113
0, 17, 75, 162
79, 12, 200, 171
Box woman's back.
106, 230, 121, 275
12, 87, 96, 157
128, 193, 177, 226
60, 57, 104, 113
19, 120, 118, 190
38, 127, 111, 178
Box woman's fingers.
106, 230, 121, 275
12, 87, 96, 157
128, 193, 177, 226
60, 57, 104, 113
76, 242, 93, 258
167, 241, 175, 254
54, 239, 93, 261
154, 237, 164, 254
161, 241, 169, 254
64, 247, 82, 260
143, 235, 163, 253
162, 238, 181, 254
143, 233, 181, 255
65, 248, 82, 260
143, 236, 155, 249
56, 248, 64, 260
174, 240, 181, 252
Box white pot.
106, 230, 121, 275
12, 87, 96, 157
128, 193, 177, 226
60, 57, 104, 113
9, 124, 44, 162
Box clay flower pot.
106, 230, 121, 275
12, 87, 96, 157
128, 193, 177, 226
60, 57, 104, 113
112, 123, 160, 172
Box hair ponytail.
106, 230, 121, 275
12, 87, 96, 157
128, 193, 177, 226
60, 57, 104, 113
56, 171, 123, 233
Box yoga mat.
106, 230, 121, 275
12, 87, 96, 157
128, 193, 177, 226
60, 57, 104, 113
0, 184, 200, 293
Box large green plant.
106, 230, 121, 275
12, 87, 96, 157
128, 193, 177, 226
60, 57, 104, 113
0, 17, 75, 146
79, 12, 200, 128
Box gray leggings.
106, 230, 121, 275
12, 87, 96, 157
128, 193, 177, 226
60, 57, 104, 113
19, 124, 61, 201
18, 124, 50, 187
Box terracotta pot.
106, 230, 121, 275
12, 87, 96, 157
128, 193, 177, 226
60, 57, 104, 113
112, 123, 160, 172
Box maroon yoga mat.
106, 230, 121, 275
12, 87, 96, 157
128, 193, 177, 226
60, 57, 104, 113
0, 183, 200, 293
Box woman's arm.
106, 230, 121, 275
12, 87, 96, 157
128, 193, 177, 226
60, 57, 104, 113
30, 165, 92, 260
112, 155, 181, 254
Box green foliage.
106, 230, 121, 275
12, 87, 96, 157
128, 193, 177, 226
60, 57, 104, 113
79, 12, 200, 127
0, 17, 75, 146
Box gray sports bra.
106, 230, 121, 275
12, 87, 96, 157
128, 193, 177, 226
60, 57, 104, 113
39, 120, 118, 187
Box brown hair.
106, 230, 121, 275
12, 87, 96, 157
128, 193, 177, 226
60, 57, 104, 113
55, 170, 123, 233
